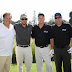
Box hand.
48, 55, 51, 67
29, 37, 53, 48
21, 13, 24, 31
49, 49, 54, 58
67, 47, 72, 54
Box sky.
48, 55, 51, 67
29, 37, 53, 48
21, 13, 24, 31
0, 0, 72, 22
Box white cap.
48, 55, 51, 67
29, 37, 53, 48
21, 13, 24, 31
20, 14, 27, 19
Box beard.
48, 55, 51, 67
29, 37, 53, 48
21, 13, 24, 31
22, 23, 27, 25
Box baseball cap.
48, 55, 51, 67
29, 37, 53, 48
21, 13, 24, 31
20, 14, 27, 19
54, 13, 62, 17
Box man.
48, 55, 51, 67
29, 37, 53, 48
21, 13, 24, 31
51, 13, 72, 72
14, 14, 32, 72
31, 13, 53, 72
0, 13, 15, 72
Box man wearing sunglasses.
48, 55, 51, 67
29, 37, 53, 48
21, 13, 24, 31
51, 13, 72, 72
14, 14, 32, 72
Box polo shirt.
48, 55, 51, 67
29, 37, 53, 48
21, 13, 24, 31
0, 23, 15, 56
14, 23, 32, 45
31, 24, 52, 46
52, 23, 72, 48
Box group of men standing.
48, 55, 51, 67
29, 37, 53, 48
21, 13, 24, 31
0, 12, 72, 72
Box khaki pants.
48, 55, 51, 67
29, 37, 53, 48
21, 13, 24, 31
0, 55, 12, 72
35, 46, 53, 72
16, 46, 32, 72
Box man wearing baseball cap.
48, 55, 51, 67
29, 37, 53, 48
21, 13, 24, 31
14, 14, 32, 72
50, 12, 72, 72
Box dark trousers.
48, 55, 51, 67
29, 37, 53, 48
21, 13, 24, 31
54, 46, 71, 72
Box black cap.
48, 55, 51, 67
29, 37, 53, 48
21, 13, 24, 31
54, 13, 62, 17
38, 13, 44, 17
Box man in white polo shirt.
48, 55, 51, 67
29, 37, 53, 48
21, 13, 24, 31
0, 13, 15, 72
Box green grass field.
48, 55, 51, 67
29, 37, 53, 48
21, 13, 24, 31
10, 60, 72, 72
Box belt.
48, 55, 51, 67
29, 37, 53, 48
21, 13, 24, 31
54, 45, 69, 48
17, 44, 30, 48
37, 44, 48, 48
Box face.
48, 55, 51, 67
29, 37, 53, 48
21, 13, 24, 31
38, 15, 45, 24
20, 17, 28, 25
3, 15, 12, 25
55, 16, 62, 24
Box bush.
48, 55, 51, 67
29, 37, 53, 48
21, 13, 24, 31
12, 39, 16, 63
12, 38, 72, 63
30, 38, 36, 63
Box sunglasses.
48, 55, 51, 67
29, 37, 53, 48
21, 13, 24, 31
55, 16, 61, 19
21, 18, 27, 20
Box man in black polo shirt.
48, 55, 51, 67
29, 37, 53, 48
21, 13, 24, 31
14, 14, 32, 72
52, 13, 72, 72
31, 13, 53, 72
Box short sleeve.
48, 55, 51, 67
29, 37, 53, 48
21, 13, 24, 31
31, 26, 35, 38
49, 26, 54, 39
69, 24, 72, 38
13, 24, 16, 30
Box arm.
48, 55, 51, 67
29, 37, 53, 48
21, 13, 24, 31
67, 38, 72, 53
49, 26, 54, 57
49, 38, 54, 58
70, 38, 72, 47
50, 38, 54, 49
